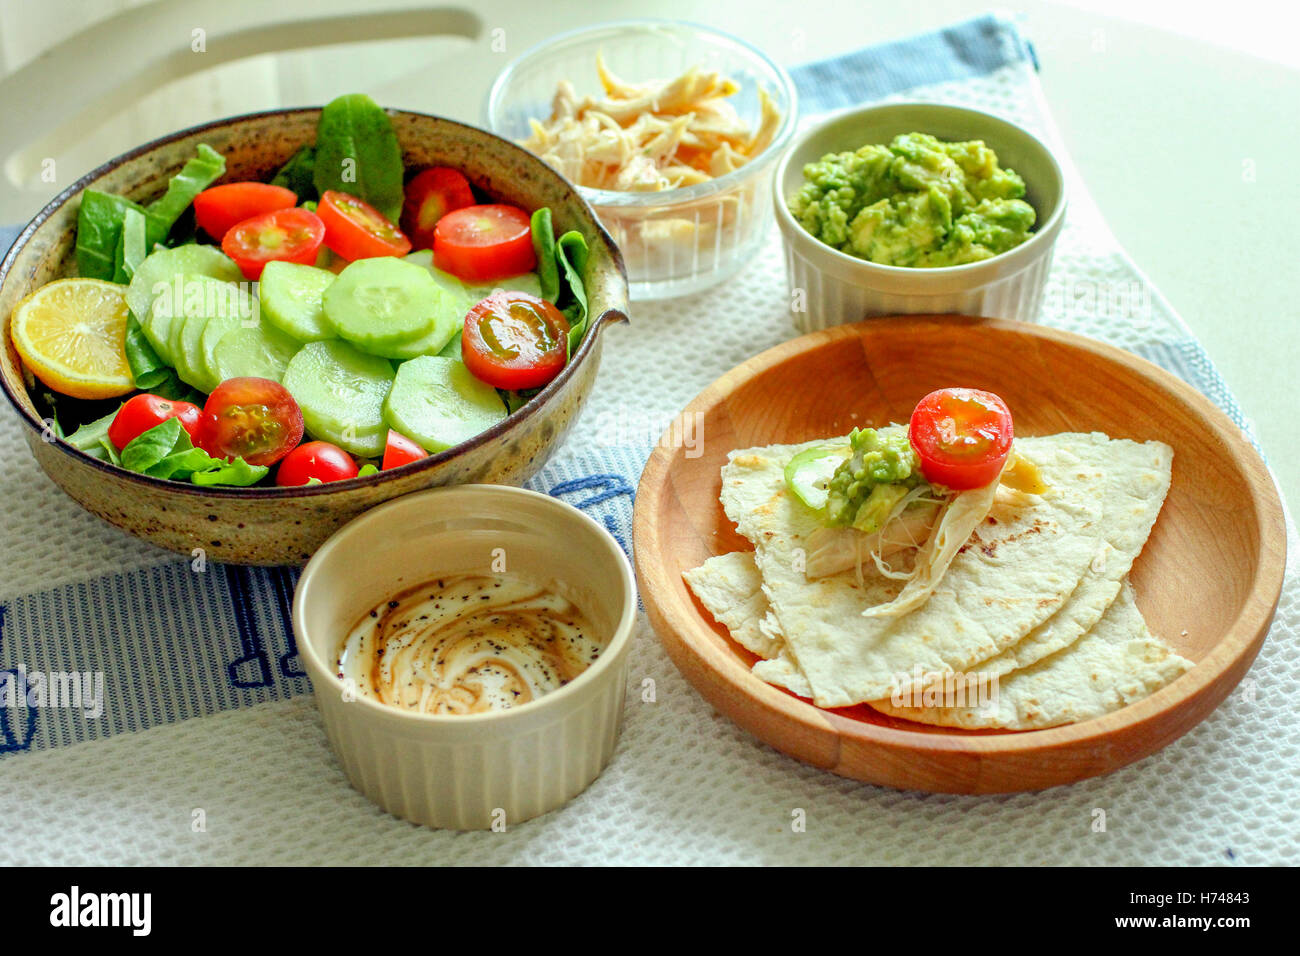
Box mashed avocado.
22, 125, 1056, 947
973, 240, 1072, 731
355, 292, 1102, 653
824, 427, 922, 531
789, 132, 1036, 267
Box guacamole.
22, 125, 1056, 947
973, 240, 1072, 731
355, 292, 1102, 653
789, 132, 1036, 267
824, 427, 922, 531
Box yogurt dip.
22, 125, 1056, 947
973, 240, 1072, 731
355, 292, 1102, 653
335, 573, 604, 715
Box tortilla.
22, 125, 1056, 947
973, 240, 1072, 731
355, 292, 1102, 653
931, 434, 1173, 683
869, 581, 1193, 729
683, 552, 783, 659
719, 434, 1105, 708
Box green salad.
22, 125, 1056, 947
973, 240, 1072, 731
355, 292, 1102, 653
14, 94, 592, 488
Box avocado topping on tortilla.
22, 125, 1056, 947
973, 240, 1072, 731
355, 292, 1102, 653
823, 427, 922, 531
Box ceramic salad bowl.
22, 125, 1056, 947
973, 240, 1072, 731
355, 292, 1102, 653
0, 108, 628, 566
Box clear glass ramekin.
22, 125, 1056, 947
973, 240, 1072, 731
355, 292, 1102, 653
487, 19, 798, 301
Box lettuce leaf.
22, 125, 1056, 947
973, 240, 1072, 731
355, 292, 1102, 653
112, 206, 148, 284
142, 144, 226, 248
75, 145, 224, 280
556, 231, 590, 356
531, 208, 560, 303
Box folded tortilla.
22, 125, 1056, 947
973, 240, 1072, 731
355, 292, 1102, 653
718, 434, 1106, 708
869, 581, 1192, 729
683, 551, 782, 659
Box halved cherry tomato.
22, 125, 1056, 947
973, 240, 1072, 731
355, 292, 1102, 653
381, 429, 427, 470
198, 377, 304, 467
317, 190, 411, 260
400, 167, 475, 250
276, 441, 359, 486
193, 183, 298, 241
108, 394, 202, 450
461, 291, 569, 391
433, 204, 535, 283
222, 207, 325, 280
908, 387, 1014, 490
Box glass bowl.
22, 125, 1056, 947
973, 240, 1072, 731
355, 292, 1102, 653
487, 19, 798, 300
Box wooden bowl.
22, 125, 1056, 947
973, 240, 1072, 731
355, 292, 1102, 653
634, 315, 1286, 793
0, 109, 628, 566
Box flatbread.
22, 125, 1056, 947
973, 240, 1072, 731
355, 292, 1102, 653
683, 552, 782, 659
937, 434, 1173, 682
720, 434, 1105, 708
869, 581, 1193, 729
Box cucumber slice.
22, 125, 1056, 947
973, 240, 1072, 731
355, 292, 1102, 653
322, 257, 455, 358
384, 323, 457, 360
142, 295, 183, 365
170, 278, 245, 395
211, 322, 300, 384
281, 339, 394, 456
403, 248, 475, 316
259, 260, 336, 342
383, 355, 507, 453
464, 271, 543, 302
169, 275, 257, 392
406, 248, 544, 305
436, 329, 463, 360
199, 308, 245, 389
403, 249, 474, 303
784, 444, 851, 511
127, 244, 241, 361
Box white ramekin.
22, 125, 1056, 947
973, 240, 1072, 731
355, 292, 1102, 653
293, 485, 637, 830
773, 102, 1067, 332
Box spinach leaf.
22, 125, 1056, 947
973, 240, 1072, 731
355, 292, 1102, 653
120, 417, 186, 473
531, 208, 560, 303
75, 191, 146, 280
270, 145, 318, 201
555, 230, 590, 356
312, 94, 404, 221
143, 143, 225, 248
119, 418, 268, 486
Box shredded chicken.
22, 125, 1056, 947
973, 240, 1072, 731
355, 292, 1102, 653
519, 54, 781, 194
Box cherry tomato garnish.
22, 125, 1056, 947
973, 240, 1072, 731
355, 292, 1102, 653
317, 190, 411, 260
461, 291, 569, 391
108, 394, 202, 450
381, 429, 427, 470
433, 204, 535, 283
276, 441, 359, 486
908, 387, 1014, 490
193, 183, 298, 241
400, 167, 475, 251
198, 377, 304, 467
222, 207, 325, 280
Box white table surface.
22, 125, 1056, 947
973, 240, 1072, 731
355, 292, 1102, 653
2, 0, 1294, 510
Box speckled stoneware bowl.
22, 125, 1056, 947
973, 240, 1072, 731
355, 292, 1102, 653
0, 109, 628, 566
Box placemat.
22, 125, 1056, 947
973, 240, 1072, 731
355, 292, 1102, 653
0, 13, 1294, 865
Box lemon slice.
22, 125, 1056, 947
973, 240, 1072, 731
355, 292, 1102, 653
10, 278, 135, 399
